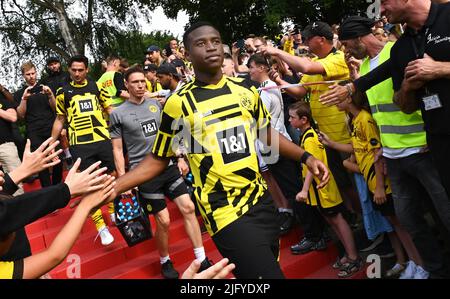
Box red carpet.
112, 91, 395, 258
23, 178, 366, 279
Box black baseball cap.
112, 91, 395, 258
143, 64, 158, 72
156, 63, 179, 77
171, 59, 186, 68
46, 56, 60, 65
302, 21, 334, 41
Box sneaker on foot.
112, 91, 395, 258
399, 261, 417, 279
161, 260, 179, 279
290, 237, 327, 255
198, 258, 213, 272
376, 245, 396, 258
360, 234, 384, 252
98, 227, 114, 246
413, 265, 429, 279
385, 263, 405, 278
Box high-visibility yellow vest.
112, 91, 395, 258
360, 42, 426, 149
97, 71, 124, 107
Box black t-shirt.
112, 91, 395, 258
390, 2, 450, 135
0, 93, 15, 144
41, 71, 71, 95
14, 86, 56, 135
113, 72, 127, 97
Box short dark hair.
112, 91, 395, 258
106, 55, 121, 64
124, 66, 145, 81
247, 53, 269, 68
223, 53, 233, 60
69, 55, 89, 68
289, 101, 312, 122
183, 21, 219, 50
143, 64, 158, 73
156, 63, 180, 81
120, 58, 129, 69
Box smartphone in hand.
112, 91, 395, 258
29, 85, 43, 94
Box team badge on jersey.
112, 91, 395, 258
149, 105, 158, 113
239, 94, 252, 110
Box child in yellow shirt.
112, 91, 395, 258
289, 101, 362, 278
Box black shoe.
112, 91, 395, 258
375, 236, 395, 258
198, 258, 213, 272
161, 260, 179, 279
323, 231, 332, 242
359, 233, 384, 252
290, 237, 327, 255
279, 212, 294, 235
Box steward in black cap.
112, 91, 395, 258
338, 16, 375, 41
302, 21, 334, 41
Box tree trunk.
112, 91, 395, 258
53, 1, 85, 56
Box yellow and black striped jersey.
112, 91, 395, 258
300, 127, 343, 208
0, 260, 23, 279
351, 110, 392, 195
300, 49, 351, 144
145, 79, 163, 93
152, 76, 271, 235
56, 80, 111, 146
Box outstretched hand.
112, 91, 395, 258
78, 175, 116, 214
181, 258, 235, 279
22, 137, 63, 175
64, 159, 109, 198
305, 156, 330, 189
317, 131, 331, 147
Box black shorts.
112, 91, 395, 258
326, 147, 353, 189
268, 155, 302, 201
28, 129, 62, 157
317, 202, 346, 217
370, 192, 396, 216
212, 192, 285, 279
69, 140, 116, 173
138, 164, 188, 215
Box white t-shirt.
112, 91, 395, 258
259, 79, 291, 140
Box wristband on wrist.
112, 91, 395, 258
346, 83, 354, 97
300, 151, 312, 164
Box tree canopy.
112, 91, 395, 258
0, 0, 175, 87
0, 0, 377, 88
153, 0, 373, 44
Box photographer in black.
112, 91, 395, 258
14, 61, 63, 188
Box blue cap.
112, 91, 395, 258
146, 45, 160, 53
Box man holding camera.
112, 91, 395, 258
14, 61, 63, 188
